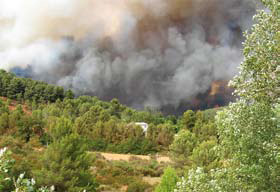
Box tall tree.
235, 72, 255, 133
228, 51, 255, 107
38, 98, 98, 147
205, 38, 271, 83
34, 134, 98, 192
175, 0, 280, 191
170, 130, 197, 168
216, 0, 280, 190
155, 166, 178, 192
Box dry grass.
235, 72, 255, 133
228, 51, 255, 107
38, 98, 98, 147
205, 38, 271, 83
99, 152, 171, 163
142, 177, 161, 185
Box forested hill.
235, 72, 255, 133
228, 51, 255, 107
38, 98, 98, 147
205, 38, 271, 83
0, 69, 73, 102
0, 69, 218, 153
1, 1, 279, 191
0, 69, 219, 191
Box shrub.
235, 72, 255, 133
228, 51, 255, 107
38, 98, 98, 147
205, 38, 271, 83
127, 180, 150, 192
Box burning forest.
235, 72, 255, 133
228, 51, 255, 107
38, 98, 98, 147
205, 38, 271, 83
0, 0, 259, 113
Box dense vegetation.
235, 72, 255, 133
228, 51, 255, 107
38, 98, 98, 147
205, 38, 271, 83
0, 70, 73, 102
0, 0, 278, 191
0, 69, 218, 191
0, 68, 219, 153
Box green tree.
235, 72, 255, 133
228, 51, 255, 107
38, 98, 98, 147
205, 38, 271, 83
232, 1, 279, 103
174, 0, 280, 191
0, 148, 13, 191
155, 166, 178, 192
0, 113, 9, 134
191, 140, 219, 171
215, 0, 280, 190
109, 98, 125, 118
65, 90, 74, 100
0, 147, 55, 192
34, 134, 98, 192
16, 115, 33, 142
182, 110, 196, 131
7, 78, 25, 100
0, 100, 9, 114
193, 121, 216, 142
48, 117, 73, 141
170, 130, 197, 168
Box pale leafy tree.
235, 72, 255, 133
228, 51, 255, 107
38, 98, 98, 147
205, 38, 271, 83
174, 168, 244, 192
0, 147, 13, 191
0, 147, 54, 192
13, 173, 55, 192
175, 0, 280, 191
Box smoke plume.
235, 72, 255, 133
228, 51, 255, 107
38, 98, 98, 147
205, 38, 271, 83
0, 0, 258, 112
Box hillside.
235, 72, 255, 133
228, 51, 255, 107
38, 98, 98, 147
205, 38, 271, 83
0, 70, 219, 191
1, 1, 279, 191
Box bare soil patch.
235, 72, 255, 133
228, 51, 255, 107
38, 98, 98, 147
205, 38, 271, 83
0, 97, 31, 115
143, 176, 161, 185
99, 152, 171, 163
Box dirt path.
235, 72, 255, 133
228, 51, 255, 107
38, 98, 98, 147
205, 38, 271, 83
97, 152, 171, 163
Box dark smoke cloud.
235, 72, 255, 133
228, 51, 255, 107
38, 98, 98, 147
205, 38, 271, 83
0, 0, 259, 111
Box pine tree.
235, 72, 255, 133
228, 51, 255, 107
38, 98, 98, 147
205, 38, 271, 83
34, 134, 98, 192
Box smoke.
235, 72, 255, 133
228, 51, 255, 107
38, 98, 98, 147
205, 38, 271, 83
0, 0, 258, 110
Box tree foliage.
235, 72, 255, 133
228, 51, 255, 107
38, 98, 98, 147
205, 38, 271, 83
0, 148, 54, 192
34, 134, 98, 192
155, 166, 178, 192
174, 0, 280, 191
0, 70, 73, 103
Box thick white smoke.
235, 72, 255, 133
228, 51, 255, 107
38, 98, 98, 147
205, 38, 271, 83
0, 0, 258, 110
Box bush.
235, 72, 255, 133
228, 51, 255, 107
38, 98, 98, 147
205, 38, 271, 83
106, 138, 157, 155
89, 138, 107, 151
127, 180, 150, 192
155, 166, 178, 192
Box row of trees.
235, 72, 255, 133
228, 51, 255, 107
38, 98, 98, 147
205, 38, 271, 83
0, 92, 217, 154
0, 70, 74, 102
